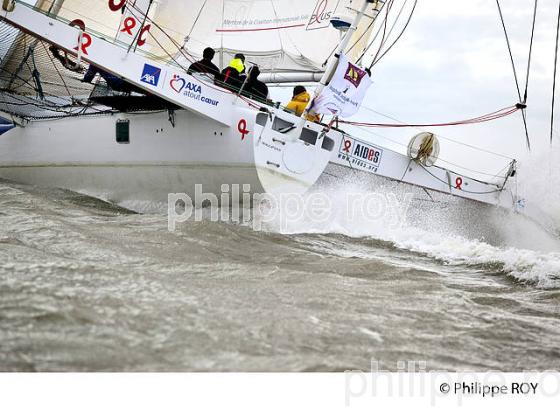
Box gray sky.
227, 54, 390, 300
347, 0, 559, 177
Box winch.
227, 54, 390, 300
407, 132, 440, 167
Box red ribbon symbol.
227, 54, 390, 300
137, 24, 151, 47
120, 17, 136, 35
238, 119, 249, 140
69, 19, 86, 31
74, 32, 92, 55
343, 139, 352, 152
108, 0, 127, 12
455, 177, 463, 190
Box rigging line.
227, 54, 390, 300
127, 3, 192, 62
495, 1, 522, 103
40, 41, 72, 98
324, 0, 390, 67
370, 0, 410, 61
338, 105, 519, 127
495, 0, 531, 151
371, 0, 393, 64
316, 0, 390, 68
125, 3, 196, 66
418, 165, 504, 195
358, 105, 516, 161
126, 4, 261, 109
342, 124, 511, 180
347, 17, 376, 57
433, 157, 508, 180
129, 0, 154, 53
552, 0, 560, 145
126, 3, 242, 94
524, 0, 538, 104
184, 0, 207, 45
347, 5, 385, 66
357, 0, 392, 63
370, 0, 417, 68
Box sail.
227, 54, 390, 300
47, 0, 123, 37
147, 0, 378, 76
0, 0, 379, 120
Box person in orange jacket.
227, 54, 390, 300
286, 86, 321, 122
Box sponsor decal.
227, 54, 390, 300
120, 17, 137, 35
73, 32, 93, 55
119, 16, 151, 46
137, 24, 151, 47
237, 119, 249, 140
170, 74, 187, 93
168, 74, 219, 107
313, 54, 372, 117
108, 0, 127, 12
344, 63, 367, 88
306, 0, 339, 30
140, 64, 161, 87
339, 136, 383, 172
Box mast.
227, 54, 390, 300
299, 0, 376, 129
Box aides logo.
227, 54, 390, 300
170, 74, 202, 94
140, 64, 161, 87
340, 136, 383, 171
344, 63, 367, 88
306, 0, 339, 30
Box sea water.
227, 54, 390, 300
0, 150, 559, 371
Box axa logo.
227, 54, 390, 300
170, 74, 202, 94
344, 63, 366, 88
307, 0, 338, 30
140, 64, 161, 87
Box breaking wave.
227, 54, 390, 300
256, 168, 560, 289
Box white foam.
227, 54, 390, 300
256, 178, 560, 289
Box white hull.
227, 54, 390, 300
0, 0, 520, 213
0, 108, 515, 208
0, 110, 259, 202
0, 107, 340, 203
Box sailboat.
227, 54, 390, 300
0, 0, 527, 219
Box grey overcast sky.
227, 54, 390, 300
346, 0, 560, 176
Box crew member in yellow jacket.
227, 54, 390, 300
286, 86, 321, 122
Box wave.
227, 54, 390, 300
254, 175, 560, 289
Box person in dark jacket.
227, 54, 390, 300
218, 53, 246, 91
187, 47, 220, 78
242, 66, 269, 101
82, 64, 140, 93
